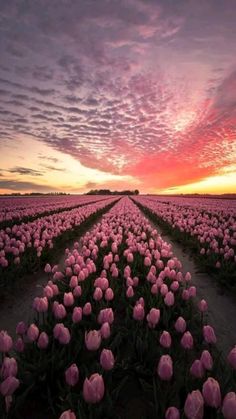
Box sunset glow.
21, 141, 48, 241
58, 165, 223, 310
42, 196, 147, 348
0, 0, 235, 194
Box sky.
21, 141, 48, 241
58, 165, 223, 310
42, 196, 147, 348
0, 0, 236, 195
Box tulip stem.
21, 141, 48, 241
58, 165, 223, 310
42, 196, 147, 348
152, 376, 159, 416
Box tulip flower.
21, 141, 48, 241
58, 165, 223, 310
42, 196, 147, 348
184, 390, 204, 419
0, 376, 20, 396
203, 325, 217, 344
59, 410, 76, 419
222, 392, 236, 419
65, 364, 79, 386
202, 377, 221, 408
165, 407, 180, 419
181, 331, 193, 350
157, 355, 173, 381
0, 331, 13, 353
228, 346, 236, 370
85, 330, 101, 351
83, 373, 105, 404
100, 349, 115, 370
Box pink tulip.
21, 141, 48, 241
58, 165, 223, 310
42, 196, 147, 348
100, 322, 111, 339
185, 272, 191, 281
69, 275, 78, 288
184, 390, 204, 419
16, 321, 27, 335
203, 325, 217, 344
165, 407, 180, 419
189, 286, 196, 298
65, 364, 79, 386
200, 350, 213, 370
72, 307, 82, 323
181, 331, 193, 350
63, 292, 74, 307
198, 299, 208, 312
164, 291, 175, 306
98, 308, 114, 325
83, 302, 92, 316
83, 373, 105, 404
144, 256, 151, 267
105, 288, 114, 301
157, 355, 173, 381
160, 331, 172, 348
222, 392, 236, 419
202, 377, 221, 408
174, 317, 186, 333
15, 337, 24, 353
190, 360, 205, 379
27, 324, 39, 342
85, 330, 101, 351
93, 287, 103, 301
0, 357, 18, 379
0, 376, 20, 396
37, 332, 49, 349
146, 308, 160, 327
34, 296, 48, 313
0, 331, 13, 353
44, 263, 51, 273
53, 324, 71, 345
133, 304, 145, 321
127, 252, 134, 263
73, 285, 82, 297
59, 410, 76, 419
126, 286, 134, 298
53, 302, 67, 320
228, 346, 236, 370
100, 349, 115, 370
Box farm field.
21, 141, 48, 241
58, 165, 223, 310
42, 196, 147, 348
0, 195, 236, 419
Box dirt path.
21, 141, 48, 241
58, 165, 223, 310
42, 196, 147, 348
0, 217, 103, 337
145, 216, 236, 359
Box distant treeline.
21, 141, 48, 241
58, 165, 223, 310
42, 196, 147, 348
85, 189, 139, 195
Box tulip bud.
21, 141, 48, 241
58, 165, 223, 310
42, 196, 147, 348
37, 332, 49, 349
203, 325, 217, 344
160, 331, 172, 348
202, 377, 221, 408
181, 331, 193, 350
222, 392, 236, 419
184, 390, 204, 419
165, 406, 180, 419
100, 349, 115, 370
85, 330, 101, 351
83, 373, 105, 404
65, 364, 79, 386
0, 331, 13, 353
157, 355, 173, 381
228, 346, 236, 370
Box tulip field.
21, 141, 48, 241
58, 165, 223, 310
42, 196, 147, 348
133, 196, 236, 288
0, 196, 119, 291
1, 196, 236, 419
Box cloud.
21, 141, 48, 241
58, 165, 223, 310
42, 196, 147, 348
8, 167, 43, 176
0, 0, 235, 192
0, 180, 57, 192
39, 164, 65, 172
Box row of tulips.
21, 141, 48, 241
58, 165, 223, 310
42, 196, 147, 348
0, 197, 119, 271
0, 197, 236, 418
133, 196, 236, 286
0, 195, 112, 226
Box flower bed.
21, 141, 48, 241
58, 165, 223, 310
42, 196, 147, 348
0, 197, 236, 418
